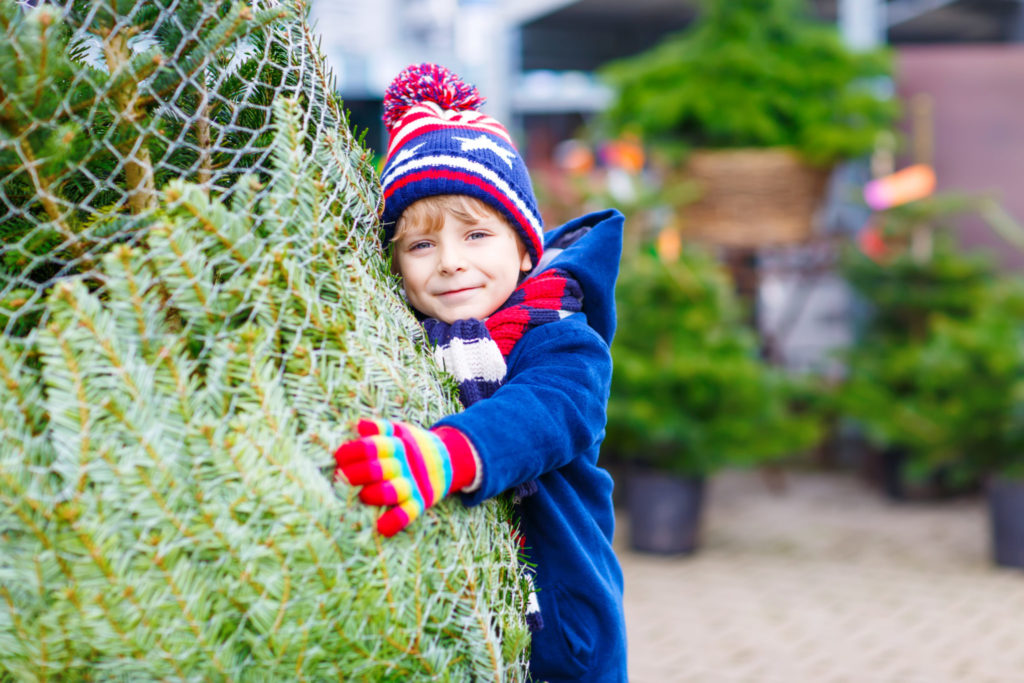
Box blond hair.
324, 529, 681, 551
393, 195, 509, 242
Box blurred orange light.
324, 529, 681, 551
656, 226, 682, 263
554, 140, 595, 175
604, 139, 645, 174
863, 164, 936, 211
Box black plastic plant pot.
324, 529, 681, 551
989, 476, 1024, 570
626, 468, 706, 555
879, 446, 908, 500
879, 446, 969, 502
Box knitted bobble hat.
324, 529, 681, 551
379, 63, 544, 269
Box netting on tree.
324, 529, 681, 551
0, 1, 529, 679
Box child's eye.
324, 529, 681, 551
467, 230, 489, 241
407, 240, 432, 251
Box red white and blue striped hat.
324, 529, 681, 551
380, 63, 544, 269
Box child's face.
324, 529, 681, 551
393, 207, 532, 323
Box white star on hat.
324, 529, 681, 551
453, 135, 516, 168
391, 142, 425, 167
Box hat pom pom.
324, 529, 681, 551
383, 63, 485, 131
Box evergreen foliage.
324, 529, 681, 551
606, 242, 821, 475
840, 197, 1024, 482
0, 2, 528, 679
598, 0, 897, 164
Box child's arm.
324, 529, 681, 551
335, 313, 609, 534
334, 419, 479, 536
436, 316, 611, 505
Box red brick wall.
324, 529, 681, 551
895, 46, 1024, 269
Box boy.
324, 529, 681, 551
334, 64, 627, 682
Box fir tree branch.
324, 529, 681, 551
107, 244, 155, 357
196, 85, 214, 189
434, 528, 504, 682
298, 21, 379, 220
101, 27, 156, 214
0, 585, 31, 666
150, 550, 229, 675
18, 372, 184, 675
166, 181, 255, 266
136, 5, 289, 112
31, 7, 54, 112
11, 139, 82, 258
43, 281, 236, 674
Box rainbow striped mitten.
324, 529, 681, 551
334, 419, 478, 537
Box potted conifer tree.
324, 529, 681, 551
839, 195, 1024, 569
605, 237, 821, 554
840, 197, 1009, 494
599, 0, 897, 247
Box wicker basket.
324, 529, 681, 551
679, 148, 831, 247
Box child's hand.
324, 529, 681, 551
334, 419, 478, 536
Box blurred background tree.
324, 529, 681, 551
839, 194, 1024, 492
607, 239, 822, 477
598, 0, 897, 165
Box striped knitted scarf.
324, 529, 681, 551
421, 267, 583, 406
421, 267, 583, 633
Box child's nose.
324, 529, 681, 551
436, 243, 465, 274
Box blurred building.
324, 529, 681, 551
309, 0, 597, 154
312, 0, 1023, 235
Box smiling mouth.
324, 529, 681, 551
438, 286, 480, 297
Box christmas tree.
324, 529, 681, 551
0, 2, 529, 679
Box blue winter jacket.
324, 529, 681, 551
434, 208, 628, 682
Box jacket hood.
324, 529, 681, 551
534, 208, 624, 346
